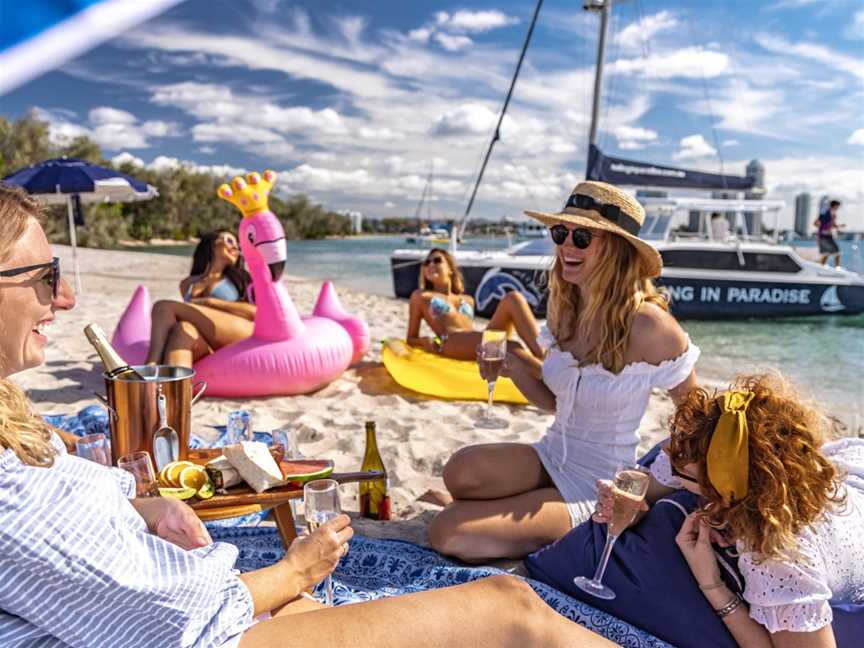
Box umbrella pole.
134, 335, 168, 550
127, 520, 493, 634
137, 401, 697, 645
66, 195, 82, 294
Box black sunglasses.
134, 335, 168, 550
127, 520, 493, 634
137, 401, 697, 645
671, 463, 699, 484
424, 256, 445, 266
549, 225, 593, 249
0, 257, 61, 298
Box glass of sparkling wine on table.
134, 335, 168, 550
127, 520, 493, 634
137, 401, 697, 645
574, 463, 650, 600
303, 479, 342, 606
475, 329, 509, 429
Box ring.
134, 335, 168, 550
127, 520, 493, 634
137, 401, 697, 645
341, 543, 349, 556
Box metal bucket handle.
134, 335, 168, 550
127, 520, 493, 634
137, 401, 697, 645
191, 380, 206, 406
93, 392, 118, 422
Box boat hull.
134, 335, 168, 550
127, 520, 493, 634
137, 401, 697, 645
391, 256, 864, 319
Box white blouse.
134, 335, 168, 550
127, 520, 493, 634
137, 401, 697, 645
653, 438, 864, 633
533, 325, 700, 523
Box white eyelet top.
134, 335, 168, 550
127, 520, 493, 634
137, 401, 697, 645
532, 325, 700, 524
653, 438, 864, 633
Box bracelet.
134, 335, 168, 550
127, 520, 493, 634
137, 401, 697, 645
699, 581, 727, 591
714, 593, 743, 619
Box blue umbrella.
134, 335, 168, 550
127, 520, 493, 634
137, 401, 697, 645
3, 157, 158, 292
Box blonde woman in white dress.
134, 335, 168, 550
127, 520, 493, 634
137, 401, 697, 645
429, 181, 700, 563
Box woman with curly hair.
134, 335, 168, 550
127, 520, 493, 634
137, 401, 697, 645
0, 182, 615, 648
429, 181, 699, 562
596, 374, 864, 646
406, 247, 543, 360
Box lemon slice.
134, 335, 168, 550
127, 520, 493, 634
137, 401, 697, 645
158, 487, 197, 500
179, 465, 209, 491
196, 481, 215, 500
165, 461, 195, 487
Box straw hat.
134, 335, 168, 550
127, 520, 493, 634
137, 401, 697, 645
525, 181, 662, 278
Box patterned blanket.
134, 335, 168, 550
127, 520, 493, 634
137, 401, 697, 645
46, 406, 672, 648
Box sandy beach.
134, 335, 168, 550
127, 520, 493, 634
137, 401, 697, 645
19, 245, 717, 544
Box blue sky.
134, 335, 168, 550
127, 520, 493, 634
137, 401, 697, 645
2, 0, 863, 228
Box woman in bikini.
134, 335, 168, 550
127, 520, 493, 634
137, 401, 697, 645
406, 248, 544, 361
146, 230, 255, 367
429, 182, 699, 563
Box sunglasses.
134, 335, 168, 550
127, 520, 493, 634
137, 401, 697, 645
549, 225, 593, 249
0, 257, 61, 298
670, 463, 699, 484
423, 257, 445, 266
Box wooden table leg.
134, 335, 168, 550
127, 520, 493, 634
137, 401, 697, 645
273, 501, 299, 550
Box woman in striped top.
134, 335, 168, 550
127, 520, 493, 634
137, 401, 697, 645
0, 182, 613, 648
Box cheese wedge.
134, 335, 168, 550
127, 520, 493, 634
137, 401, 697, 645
222, 441, 286, 493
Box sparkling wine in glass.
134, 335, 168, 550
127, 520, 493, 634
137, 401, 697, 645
574, 463, 649, 600
303, 479, 342, 606
475, 329, 508, 429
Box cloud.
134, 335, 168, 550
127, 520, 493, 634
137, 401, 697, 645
846, 9, 864, 40
434, 33, 473, 52
432, 103, 498, 135
111, 152, 144, 167
756, 33, 864, 81
408, 27, 432, 44
722, 139, 740, 147
849, 129, 864, 145
673, 134, 718, 160
614, 11, 678, 51
89, 107, 137, 125
435, 10, 519, 33
144, 154, 244, 178
614, 125, 658, 150
357, 127, 405, 141
34, 105, 180, 150
610, 47, 730, 79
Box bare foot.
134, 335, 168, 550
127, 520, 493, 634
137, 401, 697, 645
417, 489, 453, 507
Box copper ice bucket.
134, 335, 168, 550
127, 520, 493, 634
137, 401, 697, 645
100, 365, 206, 465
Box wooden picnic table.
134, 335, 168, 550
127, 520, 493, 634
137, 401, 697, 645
189, 469, 385, 549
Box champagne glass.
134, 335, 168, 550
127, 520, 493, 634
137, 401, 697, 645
117, 451, 161, 497
303, 479, 342, 606
75, 433, 112, 466
574, 463, 649, 600
475, 329, 509, 429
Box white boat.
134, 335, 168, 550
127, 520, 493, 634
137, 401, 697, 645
392, 197, 864, 319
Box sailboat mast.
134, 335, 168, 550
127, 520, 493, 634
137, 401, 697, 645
586, 0, 612, 175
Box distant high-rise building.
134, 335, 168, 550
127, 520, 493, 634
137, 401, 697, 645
746, 159, 765, 190
794, 193, 812, 237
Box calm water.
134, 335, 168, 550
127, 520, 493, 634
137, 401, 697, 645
139, 235, 864, 432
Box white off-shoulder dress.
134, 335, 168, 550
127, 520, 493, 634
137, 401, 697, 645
532, 325, 700, 526
653, 438, 864, 634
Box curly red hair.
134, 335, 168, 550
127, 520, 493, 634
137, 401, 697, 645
668, 374, 845, 561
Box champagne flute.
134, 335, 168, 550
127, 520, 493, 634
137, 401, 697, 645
117, 451, 161, 497
574, 463, 649, 600
303, 479, 342, 606
475, 329, 509, 429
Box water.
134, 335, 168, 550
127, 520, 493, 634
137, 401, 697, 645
137, 235, 863, 432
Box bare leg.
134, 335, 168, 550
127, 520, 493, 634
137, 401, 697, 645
239, 575, 615, 648
487, 291, 543, 358
147, 300, 253, 364
429, 444, 571, 562
163, 321, 212, 368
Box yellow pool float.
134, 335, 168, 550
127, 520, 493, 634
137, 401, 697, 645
382, 340, 529, 405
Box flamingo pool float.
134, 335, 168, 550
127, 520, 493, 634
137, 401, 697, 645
112, 170, 370, 397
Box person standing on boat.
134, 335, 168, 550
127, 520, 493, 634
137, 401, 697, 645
710, 212, 731, 241
814, 200, 844, 267
429, 181, 699, 563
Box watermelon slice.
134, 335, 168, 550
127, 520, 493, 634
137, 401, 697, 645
279, 459, 334, 484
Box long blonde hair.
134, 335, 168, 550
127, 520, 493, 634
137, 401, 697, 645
0, 183, 57, 467
547, 233, 668, 373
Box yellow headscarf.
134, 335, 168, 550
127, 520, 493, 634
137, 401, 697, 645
706, 390, 754, 503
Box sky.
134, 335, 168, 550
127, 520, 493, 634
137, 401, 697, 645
2, 0, 863, 229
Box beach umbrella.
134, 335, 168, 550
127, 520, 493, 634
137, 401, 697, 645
2, 157, 158, 292
0, 0, 185, 96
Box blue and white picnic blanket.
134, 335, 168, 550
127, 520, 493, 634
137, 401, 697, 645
45, 406, 671, 648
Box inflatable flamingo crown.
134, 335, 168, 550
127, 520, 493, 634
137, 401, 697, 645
217, 169, 276, 216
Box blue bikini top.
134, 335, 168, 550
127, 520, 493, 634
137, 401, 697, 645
429, 295, 474, 319
184, 276, 241, 302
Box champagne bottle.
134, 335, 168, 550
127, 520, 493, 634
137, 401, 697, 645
359, 420, 391, 520
83, 323, 146, 380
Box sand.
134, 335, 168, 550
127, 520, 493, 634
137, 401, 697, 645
15, 245, 706, 546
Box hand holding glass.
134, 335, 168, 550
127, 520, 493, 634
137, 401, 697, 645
75, 433, 112, 466
303, 479, 342, 606
574, 463, 649, 600
475, 329, 508, 429
117, 451, 160, 497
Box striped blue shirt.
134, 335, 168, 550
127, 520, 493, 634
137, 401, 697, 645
0, 436, 254, 647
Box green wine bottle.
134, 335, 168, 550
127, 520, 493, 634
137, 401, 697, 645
359, 420, 391, 520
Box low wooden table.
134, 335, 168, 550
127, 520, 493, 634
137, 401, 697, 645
189, 470, 385, 549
